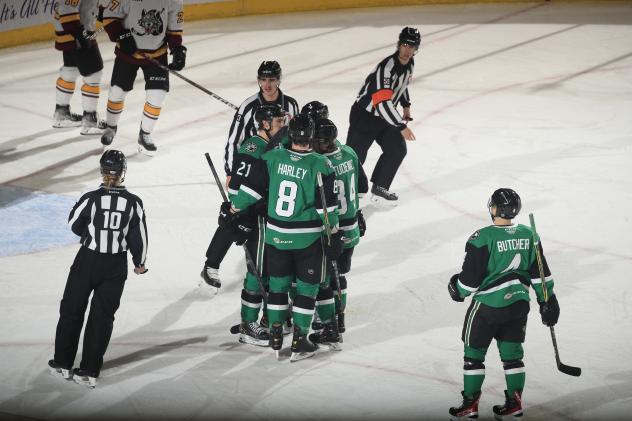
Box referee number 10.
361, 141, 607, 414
103, 211, 122, 230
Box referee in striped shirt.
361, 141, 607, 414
49, 150, 148, 388
346, 27, 420, 207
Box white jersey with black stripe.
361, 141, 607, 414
354, 52, 414, 127
68, 185, 148, 267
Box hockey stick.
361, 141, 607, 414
204, 153, 268, 334
529, 213, 581, 377
144, 55, 238, 110
316, 172, 345, 313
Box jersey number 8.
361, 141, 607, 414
276, 180, 297, 217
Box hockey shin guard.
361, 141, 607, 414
464, 345, 488, 396
315, 286, 335, 323
106, 85, 128, 127
81, 70, 102, 113
56, 66, 80, 106
141, 89, 166, 134
499, 341, 525, 395
293, 280, 319, 335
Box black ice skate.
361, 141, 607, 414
290, 327, 319, 362
101, 125, 117, 146
52, 105, 82, 128
370, 184, 398, 207
492, 390, 523, 420
337, 312, 346, 333
80, 111, 107, 135
262, 312, 292, 335
138, 129, 157, 156
311, 312, 324, 332
308, 320, 342, 351
72, 368, 97, 389
199, 265, 221, 292
48, 359, 72, 381
269, 322, 283, 360
238, 321, 270, 347
449, 391, 481, 420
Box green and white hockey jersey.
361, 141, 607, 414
232, 148, 339, 250
455, 224, 555, 308
321, 142, 367, 249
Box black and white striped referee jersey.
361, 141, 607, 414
223, 89, 299, 175
68, 185, 148, 267
354, 52, 414, 128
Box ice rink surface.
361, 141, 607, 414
1, 1, 631, 419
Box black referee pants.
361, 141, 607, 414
346, 103, 407, 190
54, 246, 127, 377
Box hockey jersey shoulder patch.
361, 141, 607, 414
243, 142, 258, 153
469, 230, 480, 241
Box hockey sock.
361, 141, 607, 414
316, 286, 335, 323
498, 341, 525, 395
106, 85, 128, 127
293, 279, 319, 335
333, 274, 348, 312
56, 66, 80, 106
463, 345, 487, 397
267, 276, 291, 326
140, 89, 166, 133
240, 289, 263, 322
80, 70, 102, 113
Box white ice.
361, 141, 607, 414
1, 2, 631, 419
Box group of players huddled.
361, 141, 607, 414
48, 2, 566, 419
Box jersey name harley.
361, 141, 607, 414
277, 163, 308, 179
496, 238, 530, 252
333, 160, 354, 176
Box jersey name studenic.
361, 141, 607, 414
232, 149, 339, 250
455, 224, 555, 308
68, 185, 148, 267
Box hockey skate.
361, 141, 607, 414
449, 391, 481, 420
199, 265, 221, 294
238, 321, 270, 347
269, 322, 283, 360
52, 105, 82, 128
311, 312, 324, 332
337, 312, 346, 333
492, 390, 523, 420
72, 368, 97, 389
370, 184, 398, 207
308, 320, 342, 351
80, 111, 107, 135
47, 359, 72, 381
290, 327, 319, 362
261, 312, 293, 335
101, 125, 117, 146
138, 129, 157, 156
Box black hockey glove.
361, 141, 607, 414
117, 30, 136, 55
538, 294, 560, 327
357, 209, 366, 237
75, 28, 93, 50
324, 231, 344, 260
448, 274, 464, 302
218, 201, 238, 229
168, 45, 187, 71
233, 216, 254, 246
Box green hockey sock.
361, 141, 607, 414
292, 279, 319, 334
498, 341, 525, 395
316, 287, 335, 323
463, 345, 488, 396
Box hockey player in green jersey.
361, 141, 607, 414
225, 113, 344, 362
221, 104, 286, 347
448, 188, 560, 420
309, 117, 369, 347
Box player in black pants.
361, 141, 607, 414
48, 150, 149, 388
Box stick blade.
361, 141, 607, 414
558, 363, 581, 377
229, 324, 240, 335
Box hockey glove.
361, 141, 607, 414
218, 201, 238, 229
448, 274, 465, 302
357, 209, 366, 237
538, 294, 560, 326
233, 216, 254, 246
168, 45, 187, 71
117, 30, 137, 55
75, 28, 93, 50
324, 231, 344, 260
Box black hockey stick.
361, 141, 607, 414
316, 172, 345, 313
529, 213, 581, 377
204, 153, 269, 335
145, 56, 238, 111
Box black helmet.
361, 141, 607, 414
255, 104, 286, 127
399, 27, 421, 48
100, 149, 126, 178
488, 188, 521, 219
314, 118, 337, 152
258, 61, 281, 79
288, 113, 314, 146
301, 101, 329, 120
